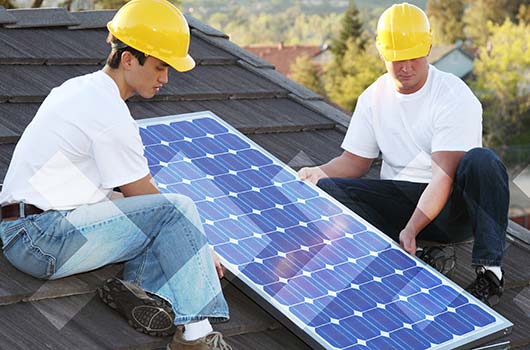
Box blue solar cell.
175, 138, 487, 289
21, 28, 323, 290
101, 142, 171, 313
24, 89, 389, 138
170, 140, 206, 159
170, 121, 207, 138
238, 149, 273, 167
311, 269, 350, 292
139, 127, 159, 146
285, 226, 324, 247
192, 157, 229, 176
259, 164, 296, 183
203, 223, 229, 245
237, 237, 278, 259
193, 137, 229, 155
213, 196, 252, 216
436, 311, 475, 336
195, 200, 229, 221
147, 124, 184, 142
342, 315, 381, 340
215, 133, 250, 151
309, 244, 348, 266
139, 113, 511, 350
264, 282, 305, 305
333, 237, 371, 258
145, 144, 183, 163
193, 117, 228, 135
215, 218, 254, 240
458, 304, 496, 328
430, 285, 469, 308
265, 231, 301, 253
215, 242, 254, 265
334, 262, 373, 284
412, 319, 453, 345
167, 183, 204, 202
214, 153, 251, 171
336, 289, 377, 313
290, 303, 330, 328
315, 295, 355, 319
170, 162, 204, 180
391, 328, 432, 350
361, 281, 397, 304
237, 191, 275, 211
213, 173, 252, 193
283, 202, 321, 222
261, 208, 299, 228
305, 197, 343, 217
364, 307, 404, 332
190, 178, 225, 199
379, 249, 416, 270
240, 262, 279, 285
289, 275, 328, 299
316, 323, 356, 349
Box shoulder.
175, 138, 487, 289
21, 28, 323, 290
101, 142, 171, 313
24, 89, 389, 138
429, 66, 478, 101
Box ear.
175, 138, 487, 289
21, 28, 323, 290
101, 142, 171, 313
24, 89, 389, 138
120, 51, 134, 70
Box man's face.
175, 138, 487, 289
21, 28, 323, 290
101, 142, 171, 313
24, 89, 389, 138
125, 56, 169, 99
384, 56, 429, 94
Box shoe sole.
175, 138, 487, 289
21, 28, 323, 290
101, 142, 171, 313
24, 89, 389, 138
98, 278, 176, 337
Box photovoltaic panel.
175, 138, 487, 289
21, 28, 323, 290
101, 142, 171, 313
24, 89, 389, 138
138, 111, 512, 350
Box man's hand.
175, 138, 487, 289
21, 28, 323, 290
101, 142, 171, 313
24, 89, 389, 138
399, 227, 417, 255
210, 248, 225, 279
298, 166, 327, 185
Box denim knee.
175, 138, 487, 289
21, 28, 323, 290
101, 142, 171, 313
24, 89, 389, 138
163, 193, 204, 233
317, 177, 338, 194
458, 148, 505, 177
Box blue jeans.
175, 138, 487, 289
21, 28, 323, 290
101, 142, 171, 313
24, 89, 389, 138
318, 148, 509, 266
0, 193, 229, 325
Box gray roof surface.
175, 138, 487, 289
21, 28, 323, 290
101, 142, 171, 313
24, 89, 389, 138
0, 7, 529, 350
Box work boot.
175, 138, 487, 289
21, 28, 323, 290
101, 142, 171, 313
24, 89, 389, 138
167, 326, 232, 350
465, 266, 504, 307
97, 277, 176, 336
416, 246, 456, 277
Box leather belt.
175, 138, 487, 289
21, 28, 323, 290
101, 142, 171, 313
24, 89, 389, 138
1, 203, 43, 220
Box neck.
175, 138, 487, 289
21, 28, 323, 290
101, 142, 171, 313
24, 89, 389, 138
102, 65, 133, 100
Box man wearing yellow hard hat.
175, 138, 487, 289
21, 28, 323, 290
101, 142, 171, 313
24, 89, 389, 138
0, 0, 231, 349
299, 3, 509, 307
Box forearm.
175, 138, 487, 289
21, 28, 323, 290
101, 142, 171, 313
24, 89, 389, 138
319, 152, 373, 179
404, 180, 452, 235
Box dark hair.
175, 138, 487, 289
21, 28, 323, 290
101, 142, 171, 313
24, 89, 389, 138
106, 33, 148, 69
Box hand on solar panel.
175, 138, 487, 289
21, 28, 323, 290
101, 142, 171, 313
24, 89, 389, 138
210, 247, 225, 279
399, 227, 418, 255
297, 166, 327, 185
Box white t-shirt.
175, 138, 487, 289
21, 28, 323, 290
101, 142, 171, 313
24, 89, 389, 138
0, 71, 149, 210
342, 65, 482, 183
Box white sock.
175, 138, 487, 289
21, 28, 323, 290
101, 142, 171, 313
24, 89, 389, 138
484, 266, 503, 281
182, 319, 213, 341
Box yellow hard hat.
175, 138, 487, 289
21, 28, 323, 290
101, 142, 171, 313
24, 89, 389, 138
107, 0, 195, 72
376, 2, 432, 62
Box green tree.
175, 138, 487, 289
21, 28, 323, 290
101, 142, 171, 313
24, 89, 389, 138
330, 0, 366, 59
463, 0, 526, 46
471, 19, 530, 146
426, 0, 465, 44
324, 39, 385, 111
290, 55, 325, 96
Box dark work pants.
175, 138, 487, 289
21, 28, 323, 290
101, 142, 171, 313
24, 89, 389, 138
317, 148, 509, 266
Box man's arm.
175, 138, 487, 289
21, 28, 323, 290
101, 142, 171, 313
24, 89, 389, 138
399, 150, 466, 254
298, 151, 375, 185
119, 174, 160, 197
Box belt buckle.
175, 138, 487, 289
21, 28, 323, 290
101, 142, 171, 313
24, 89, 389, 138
19, 203, 25, 219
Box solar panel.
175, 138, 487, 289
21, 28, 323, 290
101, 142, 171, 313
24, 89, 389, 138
138, 111, 512, 350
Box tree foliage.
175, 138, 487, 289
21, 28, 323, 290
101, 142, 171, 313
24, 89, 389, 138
330, 0, 366, 58
426, 0, 464, 44
290, 55, 325, 96
324, 40, 385, 111
471, 19, 530, 146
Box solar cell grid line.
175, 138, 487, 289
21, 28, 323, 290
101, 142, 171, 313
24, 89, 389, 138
138, 111, 512, 350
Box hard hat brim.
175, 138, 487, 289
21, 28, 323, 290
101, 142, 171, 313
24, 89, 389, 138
166, 54, 196, 72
